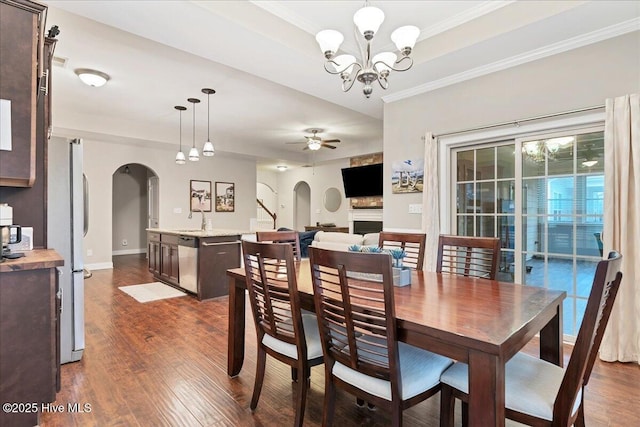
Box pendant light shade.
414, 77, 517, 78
202, 88, 215, 156
174, 105, 186, 165
187, 98, 200, 161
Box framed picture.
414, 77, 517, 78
215, 181, 235, 212
391, 158, 424, 193
190, 180, 212, 212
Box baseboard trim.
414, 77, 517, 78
112, 248, 146, 256
85, 262, 113, 270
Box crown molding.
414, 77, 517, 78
383, 17, 640, 103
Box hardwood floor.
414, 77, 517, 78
41, 254, 639, 426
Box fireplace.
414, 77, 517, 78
353, 220, 383, 234
349, 209, 382, 234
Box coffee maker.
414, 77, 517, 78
0, 204, 23, 261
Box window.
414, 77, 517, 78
452, 129, 604, 337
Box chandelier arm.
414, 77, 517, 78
377, 76, 389, 90
342, 68, 361, 92
323, 59, 359, 75
372, 55, 414, 73
354, 26, 370, 68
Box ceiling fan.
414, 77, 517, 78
286, 128, 340, 151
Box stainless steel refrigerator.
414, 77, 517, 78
48, 137, 85, 363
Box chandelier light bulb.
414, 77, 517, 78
316, 30, 344, 57
353, 6, 385, 39
391, 26, 420, 54
373, 52, 397, 74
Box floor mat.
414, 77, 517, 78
119, 282, 186, 303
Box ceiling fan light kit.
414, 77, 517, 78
315, 1, 419, 98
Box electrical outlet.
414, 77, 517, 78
122, 239, 128, 246
408, 204, 423, 214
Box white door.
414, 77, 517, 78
148, 176, 159, 228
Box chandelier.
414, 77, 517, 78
522, 136, 574, 163
315, 2, 419, 98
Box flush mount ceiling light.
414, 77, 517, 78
276, 165, 288, 171
201, 88, 216, 157
174, 105, 186, 165
74, 68, 110, 87
187, 97, 200, 161
315, 1, 419, 98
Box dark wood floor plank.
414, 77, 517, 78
39, 254, 639, 427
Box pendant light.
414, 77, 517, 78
187, 97, 200, 161
174, 105, 186, 164
202, 88, 215, 156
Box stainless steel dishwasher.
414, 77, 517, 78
178, 236, 198, 293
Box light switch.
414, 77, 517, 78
173, 207, 182, 214
408, 204, 423, 214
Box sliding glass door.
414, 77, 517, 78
452, 128, 604, 337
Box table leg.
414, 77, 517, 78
540, 302, 563, 367
468, 349, 505, 427
227, 277, 246, 377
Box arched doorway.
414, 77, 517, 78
293, 181, 311, 231
111, 163, 158, 256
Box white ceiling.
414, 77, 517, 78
43, 1, 639, 170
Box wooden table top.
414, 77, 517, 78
228, 259, 566, 355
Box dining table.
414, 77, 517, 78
226, 260, 566, 427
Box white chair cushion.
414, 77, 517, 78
311, 241, 355, 252
262, 314, 323, 360
332, 342, 452, 401
440, 352, 582, 421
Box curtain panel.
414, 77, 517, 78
600, 93, 640, 364
422, 132, 439, 271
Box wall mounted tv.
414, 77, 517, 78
341, 163, 383, 198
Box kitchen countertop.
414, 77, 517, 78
147, 228, 249, 238
0, 249, 64, 273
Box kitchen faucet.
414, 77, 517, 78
188, 208, 207, 230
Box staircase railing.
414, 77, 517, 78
256, 199, 277, 229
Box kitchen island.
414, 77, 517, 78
147, 229, 244, 300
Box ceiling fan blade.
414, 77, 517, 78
322, 144, 337, 149
322, 139, 340, 143
302, 145, 309, 151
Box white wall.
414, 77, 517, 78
54, 135, 257, 269
383, 33, 640, 230
112, 163, 148, 254
276, 159, 350, 230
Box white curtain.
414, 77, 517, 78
422, 132, 439, 271
599, 93, 640, 364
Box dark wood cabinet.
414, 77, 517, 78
0, 0, 46, 187
159, 234, 179, 285
0, 249, 63, 427
198, 235, 241, 300
147, 232, 160, 276
147, 231, 241, 300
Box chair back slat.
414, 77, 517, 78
242, 240, 306, 358
378, 232, 426, 270
309, 247, 399, 382
256, 230, 302, 261
554, 251, 623, 423
436, 235, 500, 279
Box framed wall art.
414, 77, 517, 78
190, 180, 212, 212
215, 181, 235, 212
391, 158, 424, 193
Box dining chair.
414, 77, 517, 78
256, 230, 302, 261
242, 240, 324, 427
308, 247, 453, 427
439, 251, 623, 427
436, 235, 501, 280
378, 231, 427, 270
